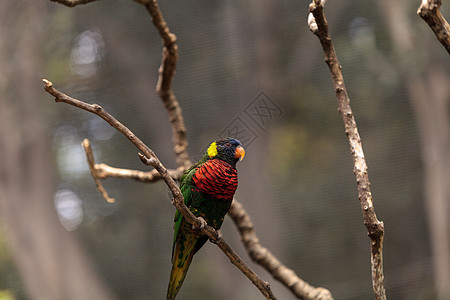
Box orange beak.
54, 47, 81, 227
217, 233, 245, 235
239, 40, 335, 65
235, 145, 245, 161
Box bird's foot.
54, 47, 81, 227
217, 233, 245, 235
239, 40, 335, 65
194, 217, 207, 230
210, 230, 223, 244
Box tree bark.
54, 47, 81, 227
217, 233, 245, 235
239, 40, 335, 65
407, 68, 450, 300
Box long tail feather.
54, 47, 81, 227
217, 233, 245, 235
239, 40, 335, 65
167, 231, 198, 300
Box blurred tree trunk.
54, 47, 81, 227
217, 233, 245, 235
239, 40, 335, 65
408, 66, 450, 300
380, 1, 450, 298
0, 2, 115, 299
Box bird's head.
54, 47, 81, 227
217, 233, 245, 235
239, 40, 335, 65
206, 138, 245, 167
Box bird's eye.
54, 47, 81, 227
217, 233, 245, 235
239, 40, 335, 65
225, 142, 231, 147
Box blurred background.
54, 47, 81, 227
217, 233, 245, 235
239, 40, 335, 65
0, 0, 449, 299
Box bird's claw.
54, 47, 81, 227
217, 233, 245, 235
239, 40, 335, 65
193, 217, 207, 230
210, 230, 223, 244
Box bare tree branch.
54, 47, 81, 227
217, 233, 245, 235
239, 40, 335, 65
43, 79, 276, 300
96, 163, 184, 182
308, 1, 386, 299
82, 139, 115, 203
43, 79, 158, 161
134, 0, 191, 169
50, 0, 98, 7
229, 200, 334, 300
418, 0, 450, 54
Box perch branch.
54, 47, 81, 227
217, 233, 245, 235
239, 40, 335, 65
134, 0, 191, 169
308, 1, 386, 299
418, 0, 450, 54
229, 199, 333, 300
50, 0, 98, 7
43, 79, 276, 300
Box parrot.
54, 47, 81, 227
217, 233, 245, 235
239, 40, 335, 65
167, 138, 245, 300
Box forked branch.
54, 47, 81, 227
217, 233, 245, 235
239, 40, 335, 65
308, 1, 386, 299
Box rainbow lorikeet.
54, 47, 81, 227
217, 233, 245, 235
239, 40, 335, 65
167, 138, 245, 300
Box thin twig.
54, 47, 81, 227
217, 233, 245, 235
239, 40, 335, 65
95, 163, 184, 182
135, 0, 191, 169
43, 79, 276, 300
229, 200, 333, 300
82, 139, 115, 203
50, 0, 98, 7
418, 0, 450, 54
308, 1, 386, 299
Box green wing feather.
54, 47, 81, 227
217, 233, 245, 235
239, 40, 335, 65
168, 161, 206, 300
171, 162, 201, 258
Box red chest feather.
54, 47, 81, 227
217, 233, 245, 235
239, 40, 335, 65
192, 159, 238, 201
